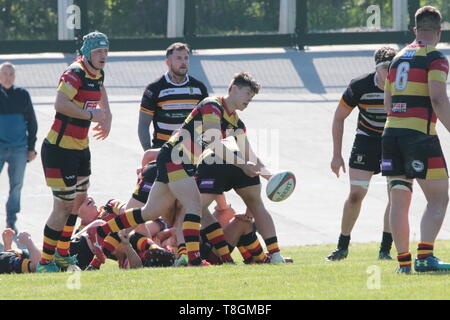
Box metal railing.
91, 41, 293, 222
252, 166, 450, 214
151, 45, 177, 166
1, 0, 448, 54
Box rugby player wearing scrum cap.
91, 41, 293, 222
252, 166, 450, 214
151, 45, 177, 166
37, 31, 112, 272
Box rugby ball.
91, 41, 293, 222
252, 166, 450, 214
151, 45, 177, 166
266, 171, 296, 202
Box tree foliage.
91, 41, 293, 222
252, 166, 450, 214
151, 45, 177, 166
2, 0, 446, 40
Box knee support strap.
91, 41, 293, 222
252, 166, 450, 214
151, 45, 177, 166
388, 178, 413, 192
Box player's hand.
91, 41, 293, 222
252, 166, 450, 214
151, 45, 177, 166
93, 112, 111, 140
90, 108, 105, 123
241, 162, 260, 178
2, 228, 15, 244
27, 151, 37, 163
331, 155, 346, 178
17, 232, 31, 246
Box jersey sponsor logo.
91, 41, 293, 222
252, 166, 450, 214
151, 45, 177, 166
84, 100, 99, 110
381, 159, 393, 171
411, 160, 425, 172
199, 179, 215, 188
361, 93, 384, 100
159, 87, 202, 98
87, 82, 95, 88
141, 182, 153, 193
392, 103, 407, 113
401, 50, 416, 60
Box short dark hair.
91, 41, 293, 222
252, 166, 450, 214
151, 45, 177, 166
415, 6, 442, 31
166, 42, 190, 57
374, 46, 397, 65
228, 72, 261, 94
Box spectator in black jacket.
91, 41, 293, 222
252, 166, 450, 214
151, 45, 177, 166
0, 62, 38, 233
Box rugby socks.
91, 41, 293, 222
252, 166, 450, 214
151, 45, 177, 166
130, 233, 156, 253
379, 232, 393, 253
177, 243, 187, 258
242, 232, 266, 262
417, 242, 434, 259
265, 236, 281, 255
203, 222, 234, 263
182, 213, 202, 265
237, 241, 253, 264
56, 213, 78, 257
98, 208, 146, 238
397, 252, 412, 269
89, 256, 103, 269
102, 233, 121, 258
40, 225, 61, 264
337, 234, 351, 250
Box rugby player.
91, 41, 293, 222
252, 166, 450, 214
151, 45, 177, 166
382, 6, 450, 273
138, 42, 209, 150
87, 72, 263, 266
37, 31, 112, 272
327, 46, 397, 261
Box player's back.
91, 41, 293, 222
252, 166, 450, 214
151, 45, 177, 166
384, 41, 449, 136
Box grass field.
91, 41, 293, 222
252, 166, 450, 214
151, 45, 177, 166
1, 241, 450, 300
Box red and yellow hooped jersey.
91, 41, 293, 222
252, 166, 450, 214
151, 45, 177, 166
46, 57, 104, 150
384, 41, 449, 136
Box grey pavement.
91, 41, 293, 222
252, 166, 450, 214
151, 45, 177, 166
2, 45, 450, 249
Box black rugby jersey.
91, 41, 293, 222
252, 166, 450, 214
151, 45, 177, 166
140, 73, 208, 147
340, 72, 386, 137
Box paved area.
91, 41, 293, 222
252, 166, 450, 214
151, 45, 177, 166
2, 45, 450, 250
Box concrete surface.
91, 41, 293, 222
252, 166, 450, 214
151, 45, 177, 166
2, 44, 450, 252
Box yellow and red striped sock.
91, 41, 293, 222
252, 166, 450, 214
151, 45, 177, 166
40, 225, 61, 264
417, 242, 434, 259
56, 213, 77, 257
177, 243, 187, 258
203, 222, 233, 263
102, 233, 121, 257
237, 238, 253, 263
264, 236, 280, 255
397, 252, 412, 268
98, 208, 145, 238
242, 232, 266, 262
89, 256, 103, 268
182, 213, 201, 265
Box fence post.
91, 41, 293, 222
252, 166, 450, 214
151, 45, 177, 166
167, 0, 185, 38
393, 0, 408, 31
408, 0, 420, 31
58, 0, 75, 40
295, 0, 307, 50
184, 0, 196, 47
73, 0, 88, 53
279, 0, 296, 34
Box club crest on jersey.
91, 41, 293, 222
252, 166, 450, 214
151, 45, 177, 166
401, 50, 416, 60
392, 103, 407, 113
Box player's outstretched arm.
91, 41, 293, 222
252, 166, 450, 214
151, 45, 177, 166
118, 230, 143, 269
17, 232, 41, 272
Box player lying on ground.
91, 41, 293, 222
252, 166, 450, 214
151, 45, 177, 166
0, 228, 41, 274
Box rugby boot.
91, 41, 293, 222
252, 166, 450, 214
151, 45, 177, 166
414, 254, 450, 273
174, 254, 189, 267
378, 251, 393, 260
36, 261, 60, 273
325, 248, 348, 261
187, 259, 212, 267
396, 265, 412, 274
54, 251, 80, 271
270, 251, 287, 264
